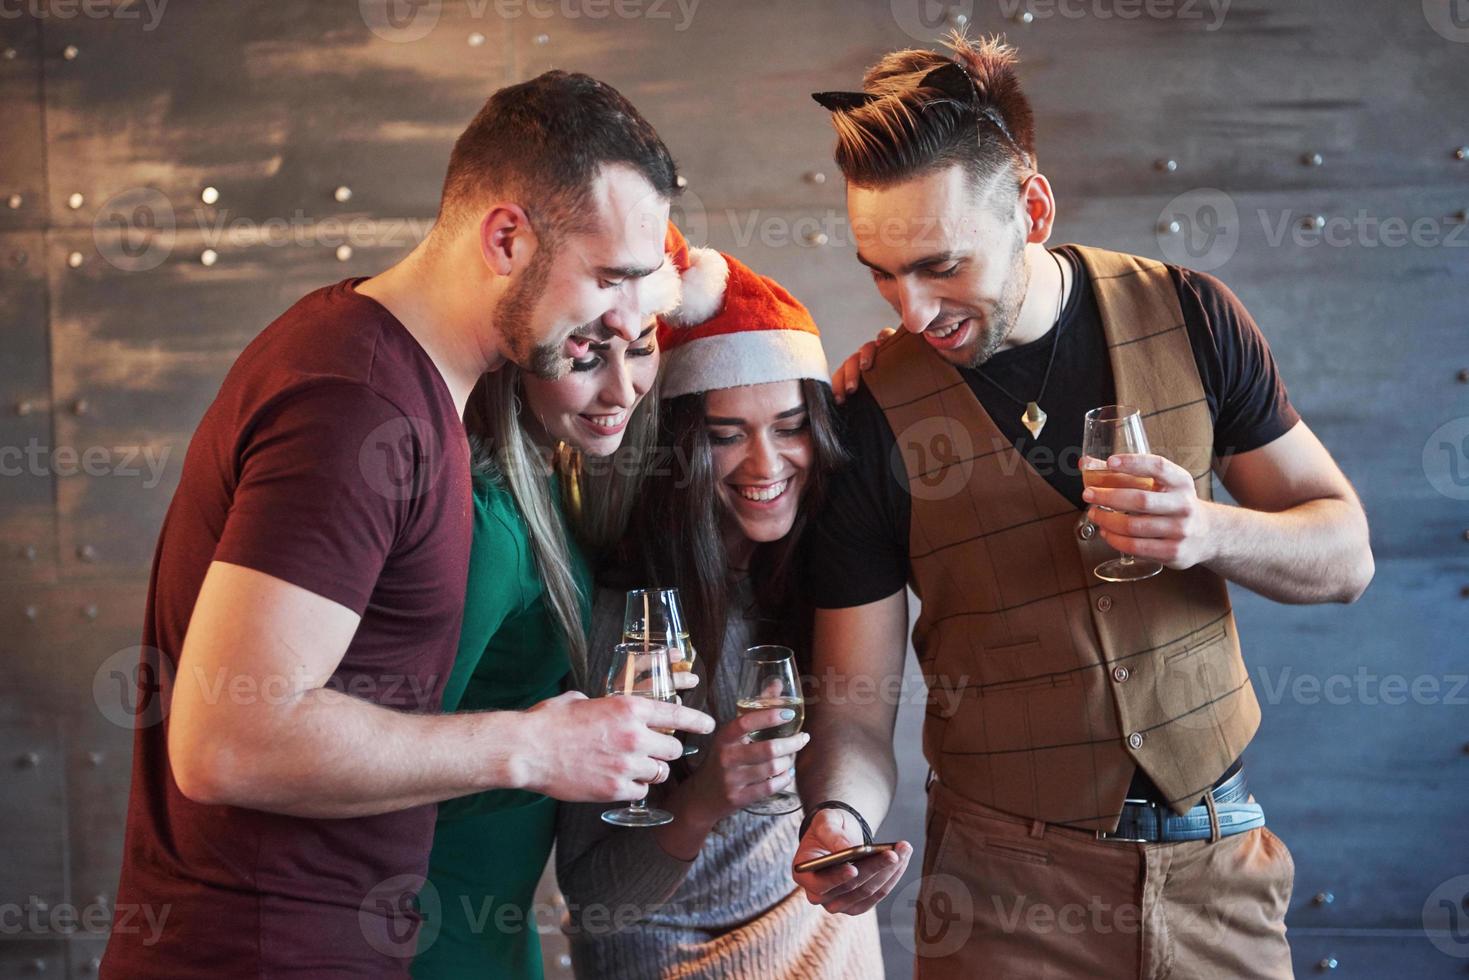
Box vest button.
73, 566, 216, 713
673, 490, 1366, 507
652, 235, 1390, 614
1096, 595, 1114, 612
1113, 665, 1130, 683
1128, 731, 1144, 750
1078, 521, 1096, 540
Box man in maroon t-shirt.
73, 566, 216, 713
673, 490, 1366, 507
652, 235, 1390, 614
101, 72, 714, 979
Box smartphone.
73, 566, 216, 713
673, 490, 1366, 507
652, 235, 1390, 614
794, 843, 898, 874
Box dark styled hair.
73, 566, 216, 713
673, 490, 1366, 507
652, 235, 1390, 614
438, 70, 679, 242
616, 380, 849, 686
830, 32, 1035, 206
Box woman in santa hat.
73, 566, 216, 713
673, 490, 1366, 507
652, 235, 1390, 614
555, 226, 883, 977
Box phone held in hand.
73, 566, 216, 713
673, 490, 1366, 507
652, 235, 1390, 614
794, 842, 898, 874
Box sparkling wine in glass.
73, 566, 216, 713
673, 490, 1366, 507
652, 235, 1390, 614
624, 588, 699, 757
1081, 405, 1164, 583
736, 645, 805, 816
600, 642, 677, 828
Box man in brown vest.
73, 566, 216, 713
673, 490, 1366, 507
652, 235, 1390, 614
791, 34, 1374, 979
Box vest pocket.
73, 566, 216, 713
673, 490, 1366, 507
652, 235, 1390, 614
1162, 622, 1229, 665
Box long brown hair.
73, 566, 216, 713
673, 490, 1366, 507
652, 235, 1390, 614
619, 379, 849, 682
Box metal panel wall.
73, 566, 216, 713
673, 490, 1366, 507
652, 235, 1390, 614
1, 2, 1464, 977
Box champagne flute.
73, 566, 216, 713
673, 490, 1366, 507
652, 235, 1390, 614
1081, 405, 1165, 582
600, 642, 677, 828
735, 645, 805, 816
624, 588, 700, 757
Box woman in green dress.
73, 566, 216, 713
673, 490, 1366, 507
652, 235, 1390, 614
411, 309, 668, 979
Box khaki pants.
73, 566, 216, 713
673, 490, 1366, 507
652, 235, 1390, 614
913, 781, 1295, 980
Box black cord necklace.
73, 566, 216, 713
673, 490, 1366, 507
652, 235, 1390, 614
973, 249, 1068, 439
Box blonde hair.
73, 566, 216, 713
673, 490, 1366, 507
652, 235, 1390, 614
463, 365, 660, 684
831, 31, 1035, 195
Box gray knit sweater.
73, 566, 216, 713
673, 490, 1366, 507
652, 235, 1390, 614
554, 581, 882, 978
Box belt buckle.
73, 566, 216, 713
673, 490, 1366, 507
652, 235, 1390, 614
1096, 798, 1160, 844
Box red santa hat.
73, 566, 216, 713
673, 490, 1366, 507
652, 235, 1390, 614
651, 223, 830, 400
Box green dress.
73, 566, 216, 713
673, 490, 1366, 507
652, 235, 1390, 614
413, 470, 590, 980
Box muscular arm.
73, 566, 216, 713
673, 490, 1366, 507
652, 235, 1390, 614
792, 589, 914, 915
168, 561, 711, 818
1206, 420, 1374, 604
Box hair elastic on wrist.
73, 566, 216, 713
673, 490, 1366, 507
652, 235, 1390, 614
798, 801, 874, 845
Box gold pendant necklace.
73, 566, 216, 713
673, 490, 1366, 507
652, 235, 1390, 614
976, 250, 1068, 441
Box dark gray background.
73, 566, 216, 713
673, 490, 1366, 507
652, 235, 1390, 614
1, 1, 1466, 976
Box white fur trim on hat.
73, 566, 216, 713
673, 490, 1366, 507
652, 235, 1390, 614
660, 328, 830, 400
638, 253, 683, 319
663, 247, 729, 326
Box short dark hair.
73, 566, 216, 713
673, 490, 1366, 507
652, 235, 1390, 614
439, 70, 678, 241
830, 33, 1035, 204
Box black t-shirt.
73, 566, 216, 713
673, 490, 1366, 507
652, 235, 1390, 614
806, 246, 1299, 804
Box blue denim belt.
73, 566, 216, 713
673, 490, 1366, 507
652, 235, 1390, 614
1096, 767, 1264, 844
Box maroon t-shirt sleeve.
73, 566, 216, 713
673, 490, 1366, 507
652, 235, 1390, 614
214, 382, 415, 615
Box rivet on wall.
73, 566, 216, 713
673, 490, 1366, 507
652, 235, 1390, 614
78, 544, 98, 562
1453, 209, 1468, 225
805, 171, 827, 185
1154, 158, 1178, 173
1013, 10, 1034, 24
62, 44, 79, 61
1455, 146, 1468, 161
200, 186, 220, 205
67, 251, 84, 269
72, 398, 89, 416
1312, 891, 1334, 906
533, 32, 551, 45
27, 956, 45, 972
1301, 214, 1326, 231
468, 32, 486, 47
25, 605, 39, 621
7, 193, 21, 209
1301, 152, 1323, 167
83, 603, 99, 620
85, 956, 100, 974
67, 192, 85, 209
1457, 368, 1469, 383
336, 244, 353, 262
1158, 219, 1181, 235
1316, 957, 1338, 971
23, 544, 37, 561
18, 751, 41, 768
2, 47, 17, 61
950, 11, 969, 27
675, 175, 688, 189
88, 751, 105, 767
804, 230, 829, 246
16, 399, 33, 416
1460, 584, 1469, 599
200, 248, 219, 267
558, 954, 572, 969
334, 185, 353, 203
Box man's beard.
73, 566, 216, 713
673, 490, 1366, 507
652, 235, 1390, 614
953, 233, 1031, 370
494, 245, 573, 381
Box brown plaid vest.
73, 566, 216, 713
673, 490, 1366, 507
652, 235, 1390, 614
864, 244, 1260, 831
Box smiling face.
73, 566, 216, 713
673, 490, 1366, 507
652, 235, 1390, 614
848, 163, 1032, 369
495, 163, 671, 381
519, 321, 659, 457
703, 380, 814, 545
